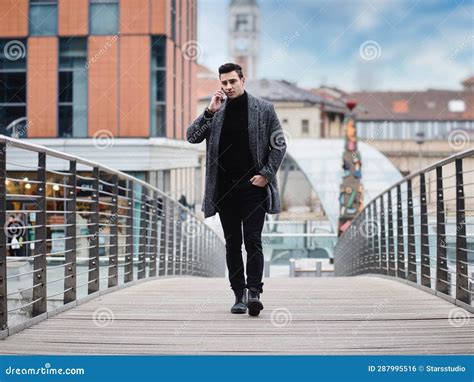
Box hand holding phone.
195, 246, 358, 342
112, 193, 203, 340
208, 90, 226, 113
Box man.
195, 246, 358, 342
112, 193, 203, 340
187, 63, 286, 316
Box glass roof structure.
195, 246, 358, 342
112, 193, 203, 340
286, 139, 403, 232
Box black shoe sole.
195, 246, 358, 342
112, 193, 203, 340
231, 308, 247, 314
247, 299, 263, 316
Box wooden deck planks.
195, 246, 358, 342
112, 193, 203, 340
1, 276, 473, 355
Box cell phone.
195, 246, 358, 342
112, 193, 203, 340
219, 89, 226, 102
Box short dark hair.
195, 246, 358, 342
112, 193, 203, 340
218, 63, 244, 78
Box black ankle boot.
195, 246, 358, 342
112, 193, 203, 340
247, 287, 263, 316
230, 289, 247, 314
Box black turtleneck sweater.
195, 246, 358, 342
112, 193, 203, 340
217, 91, 256, 182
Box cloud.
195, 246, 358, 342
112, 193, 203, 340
197, 0, 473, 91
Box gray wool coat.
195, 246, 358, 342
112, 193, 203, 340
186, 92, 287, 218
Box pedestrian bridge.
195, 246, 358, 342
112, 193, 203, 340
0, 136, 473, 354
1, 277, 473, 355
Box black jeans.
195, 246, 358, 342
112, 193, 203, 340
217, 178, 268, 293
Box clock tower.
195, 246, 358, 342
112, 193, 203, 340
229, 0, 260, 80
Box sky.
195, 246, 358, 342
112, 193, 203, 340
197, 0, 473, 92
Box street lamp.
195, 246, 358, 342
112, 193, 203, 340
415, 131, 425, 170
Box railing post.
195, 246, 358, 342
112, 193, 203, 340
455, 158, 469, 304
0, 141, 7, 329
32, 152, 47, 316
138, 189, 147, 280
197, 224, 202, 276
407, 179, 417, 283
175, 205, 182, 276
190, 216, 195, 275
149, 191, 158, 278
64, 160, 77, 303
108, 174, 119, 288
379, 195, 387, 275
366, 205, 373, 273
396, 184, 405, 279
358, 215, 364, 275
419, 173, 430, 288
436, 166, 448, 295
387, 189, 395, 277
164, 199, 170, 275
181, 212, 187, 276
158, 196, 166, 276
373, 199, 380, 274
167, 201, 175, 276
124, 180, 134, 283
206, 228, 211, 276
88, 166, 100, 294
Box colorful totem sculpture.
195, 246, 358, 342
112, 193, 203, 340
337, 100, 364, 236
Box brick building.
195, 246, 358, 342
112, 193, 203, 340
0, 0, 200, 202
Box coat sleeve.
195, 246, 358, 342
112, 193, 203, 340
186, 110, 213, 144
259, 104, 286, 183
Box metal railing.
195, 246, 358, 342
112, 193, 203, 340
0, 136, 225, 333
335, 148, 474, 311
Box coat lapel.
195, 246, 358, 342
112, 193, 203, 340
211, 102, 227, 160
247, 93, 260, 166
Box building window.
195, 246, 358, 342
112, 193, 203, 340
29, 0, 58, 36
235, 14, 250, 31
0, 39, 27, 137
151, 36, 166, 137
90, 0, 119, 35
58, 38, 88, 138
302, 119, 309, 134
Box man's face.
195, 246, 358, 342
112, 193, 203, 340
220, 71, 245, 99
